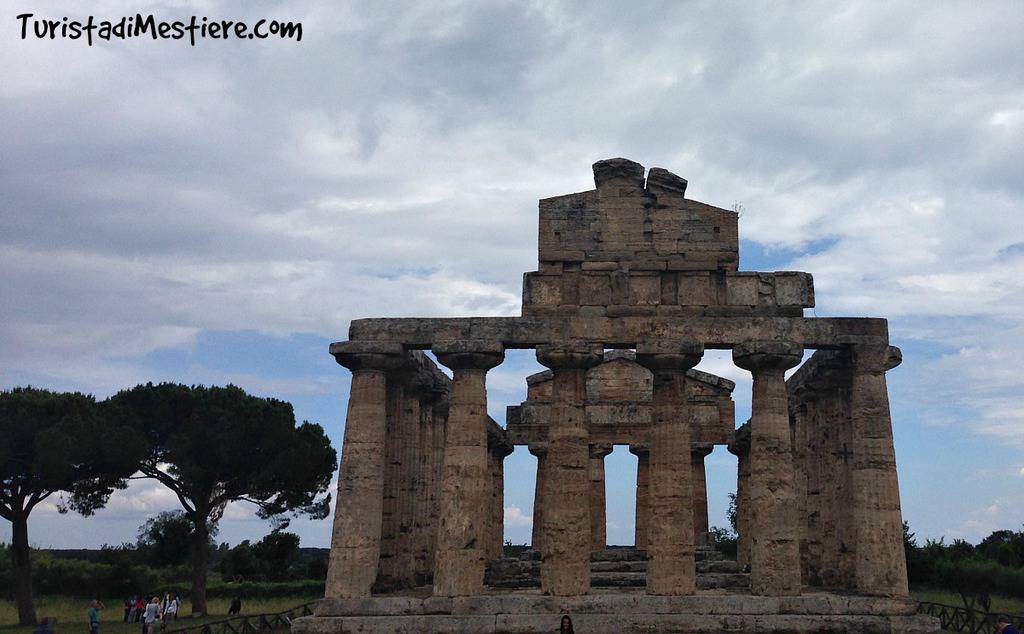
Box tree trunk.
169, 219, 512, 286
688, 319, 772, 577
12, 512, 38, 626
189, 521, 209, 616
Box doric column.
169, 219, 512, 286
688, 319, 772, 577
487, 438, 514, 561
728, 424, 752, 568
528, 443, 547, 552
630, 445, 650, 550
691, 443, 714, 546
733, 340, 803, 597
536, 342, 603, 596
426, 393, 449, 579
413, 386, 446, 583
850, 345, 908, 597
325, 341, 406, 599
431, 340, 505, 597
588, 444, 614, 554
636, 340, 703, 595
394, 380, 423, 581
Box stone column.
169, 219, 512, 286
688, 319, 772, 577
536, 342, 603, 596
529, 443, 547, 552
727, 424, 752, 568
637, 340, 703, 595
733, 340, 803, 597
426, 393, 449, 579
325, 341, 405, 599
691, 443, 714, 546
394, 382, 422, 581
431, 340, 505, 597
413, 386, 446, 583
588, 444, 613, 554
630, 445, 650, 550
850, 345, 908, 597
487, 439, 514, 561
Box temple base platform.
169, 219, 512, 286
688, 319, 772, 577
292, 589, 940, 633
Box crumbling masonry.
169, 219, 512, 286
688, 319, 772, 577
296, 159, 937, 633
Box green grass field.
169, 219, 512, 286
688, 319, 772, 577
911, 588, 1024, 615
0, 597, 318, 634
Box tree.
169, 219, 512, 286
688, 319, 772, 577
137, 510, 216, 568
105, 383, 336, 615
0, 387, 142, 625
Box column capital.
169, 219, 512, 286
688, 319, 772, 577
629, 443, 650, 457
432, 340, 505, 371
851, 344, 902, 373
732, 340, 803, 372
589, 443, 614, 459
636, 339, 704, 373
528, 443, 548, 458
333, 341, 407, 373
536, 342, 604, 370
691, 443, 714, 459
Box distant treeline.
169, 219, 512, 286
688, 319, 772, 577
0, 527, 330, 600
905, 523, 1024, 604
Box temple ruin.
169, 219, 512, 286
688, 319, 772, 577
294, 158, 939, 633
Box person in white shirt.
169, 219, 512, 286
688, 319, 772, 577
143, 596, 161, 634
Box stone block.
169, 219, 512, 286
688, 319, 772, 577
522, 272, 560, 307
579, 272, 612, 305
726, 274, 759, 306
629, 273, 661, 305
677, 273, 714, 305
775, 271, 815, 307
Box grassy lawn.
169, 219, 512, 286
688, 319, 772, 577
0, 597, 318, 634
912, 588, 1024, 615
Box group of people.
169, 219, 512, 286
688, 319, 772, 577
121, 593, 180, 633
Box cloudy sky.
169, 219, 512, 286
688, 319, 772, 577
2, 1, 1023, 551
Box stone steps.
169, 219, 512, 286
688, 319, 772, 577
485, 547, 749, 590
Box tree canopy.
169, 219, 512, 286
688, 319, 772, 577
0, 386, 143, 625
104, 383, 336, 614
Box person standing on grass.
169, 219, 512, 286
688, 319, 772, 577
143, 596, 161, 634
87, 599, 104, 634
135, 597, 146, 622
165, 594, 178, 622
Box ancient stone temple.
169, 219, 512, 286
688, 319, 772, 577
294, 159, 939, 633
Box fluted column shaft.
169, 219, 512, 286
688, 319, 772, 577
326, 343, 406, 599
728, 425, 752, 568
413, 389, 445, 583
637, 341, 703, 595
588, 444, 613, 554
691, 444, 714, 545
851, 345, 909, 597
529, 444, 547, 552
734, 340, 803, 597
431, 341, 504, 597
537, 343, 603, 596
630, 446, 650, 550
487, 443, 513, 561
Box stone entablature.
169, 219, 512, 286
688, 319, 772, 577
506, 350, 735, 446
523, 270, 814, 317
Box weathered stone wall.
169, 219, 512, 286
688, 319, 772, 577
507, 352, 735, 447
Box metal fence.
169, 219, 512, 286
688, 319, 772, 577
160, 602, 316, 634
918, 601, 1024, 634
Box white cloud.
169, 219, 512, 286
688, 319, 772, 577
504, 505, 532, 529
2, 0, 1023, 545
